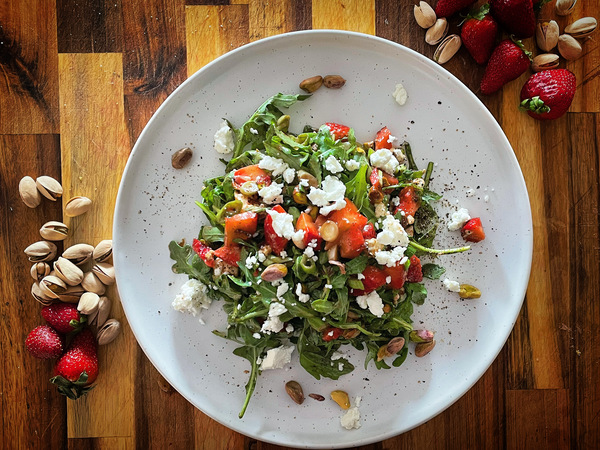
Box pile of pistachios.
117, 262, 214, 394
19, 174, 121, 345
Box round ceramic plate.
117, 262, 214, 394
114, 30, 532, 448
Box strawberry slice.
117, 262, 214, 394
406, 255, 423, 283
322, 326, 343, 342
296, 212, 321, 249
362, 223, 377, 240
339, 225, 365, 259
328, 199, 368, 233
394, 186, 420, 218
351, 266, 387, 296
213, 245, 242, 266
233, 165, 271, 189
325, 122, 350, 140
375, 126, 393, 149
192, 238, 216, 268
384, 263, 406, 290
264, 205, 289, 255
224, 212, 258, 246
461, 217, 486, 242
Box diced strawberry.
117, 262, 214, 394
233, 164, 271, 189
375, 126, 393, 149
394, 185, 420, 218
296, 212, 322, 249
370, 168, 382, 190
264, 205, 289, 255
339, 225, 365, 259
328, 199, 368, 233
325, 122, 350, 140
213, 245, 241, 266
362, 223, 376, 240
351, 266, 387, 296
224, 212, 258, 246
406, 255, 423, 283
369, 169, 384, 203
314, 214, 328, 228
384, 263, 406, 289
381, 171, 399, 187
192, 238, 216, 268
461, 217, 486, 242
322, 326, 343, 342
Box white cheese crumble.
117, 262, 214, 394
252, 332, 261, 339
285, 324, 294, 333
258, 155, 289, 176
355, 291, 385, 317
172, 279, 212, 320
307, 175, 347, 215
448, 208, 471, 231
392, 82, 408, 106
324, 155, 344, 174
340, 396, 362, 430
296, 283, 310, 303
259, 182, 284, 204
375, 202, 387, 218
376, 214, 409, 247
370, 149, 399, 174
374, 246, 407, 267
249, 127, 259, 135
267, 208, 295, 239
261, 302, 288, 334
260, 345, 294, 370
282, 167, 296, 184
443, 278, 461, 292
245, 254, 258, 269
213, 120, 235, 154
345, 159, 360, 171
276, 281, 290, 299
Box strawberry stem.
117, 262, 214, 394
459, 3, 490, 26
50, 372, 95, 400
519, 96, 551, 114
510, 36, 533, 62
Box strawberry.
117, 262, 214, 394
489, 0, 535, 38
461, 4, 498, 65
375, 126, 393, 149
50, 328, 99, 399
213, 245, 242, 266
25, 325, 63, 359
435, 0, 477, 18
461, 218, 486, 242
41, 303, 86, 334
480, 39, 531, 95
406, 255, 423, 283
519, 69, 576, 120
322, 326, 343, 342
325, 122, 350, 140
192, 238, 216, 268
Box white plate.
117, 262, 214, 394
114, 30, 532, 448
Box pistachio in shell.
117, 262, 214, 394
536, 21, 559, 52
19, 176, 41, 208
81, 271, 106, 295
414, 1, 436, 29
40, 221, 69, 241
30, 262, 51, 282
93, 240, 113, 263
58, 284, 86, 303
425, 18, 449, 46
54, 257, 84, 286
31, 282, 54, 306
35, 176, 63, 201
94, 296, 112, 327
555, 0, 577, 16
65, 196, 92, 217
78, 292, 100, 316
531, 53, 560, 72
92, 262, 115, 286
558, 34, 582, 60
433, 34, 461, 65
62, 243, 94, 266
97, 318, 121, 345
565, 17, 597, 39
40, 275, 67, 299
24, 241, 57, 263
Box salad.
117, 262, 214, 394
169, 93, 484, 418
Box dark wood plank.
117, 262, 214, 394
505, 298, 535, 390
56, 0, 123, 53
0, 134, 66, 448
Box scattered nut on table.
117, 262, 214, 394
171, 147, 193, 169
299, 75, 323, 93
19, 176, 41, 208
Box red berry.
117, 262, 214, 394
25, 325, 63, 359
461, 5, 498, 65
406, 255, 423, 283
322, 327, 342, 342
519, 69, 576, 121
490, 0, 535, 38
480, 39, 531, 95
325, 122, 350, 140
41, 303, 85, 334
461, 218, 486, 242
435, 0, 477, 18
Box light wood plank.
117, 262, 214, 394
58, 52, 134, 438
231, 0, 309, 40
68, 436, 135, 449
312, 0, 375, 35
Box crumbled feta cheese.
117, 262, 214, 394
307, 175, 347, 215
386, 276, 392, 284
249, 127, 259, 135
172, 279, 212, 319
256, 357, 262, 364
443, 278, 461, 292
282, 167, 296, 184
370, 149, 399, 174
267, 208, 295, 239
345, 159, 360, 171
213, 120, 235, 154
325, 155, 344, 174
375, 202, 387, 218
245, 254, 258, 269
261, 302, 288, 334
296, 283, 310, 303
357, 273, 365, 280
355, 291, 385, 317
391, 196, 400, 206
258, 155, 289, 176
285, 324, 294, 333
276, 281, 289, 299
299, 178, 309, 187
448, 208, 471, 231
259, 182, 284, 204
260, 345, 294, 370
340, 397, 362, 430
393, 148, 406, 165
392, 82, 408, 106
257, 252, 267, 263
374, 246, 407, 267
253, 332, 261, 339
304, 246, 315, 258
387, 134, 397, 144
324, 284, 333, 289
331, 350, 345, 360
376, 214, 409, 247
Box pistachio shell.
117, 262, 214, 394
92, 262, 115, 285
97, 318, 121, 345
57, 284, 86, 303
30, 262, 51, 282
425, 18, 449, 46
433, 34, 461, 65
81, 271, 106, 295
171, 147, 193, 169
24, 241, 57, 263
93, 240, 113, 263
40, 221, 69, 241
565, 17, 597, 39
78, 292, 100, 315
555, 0, 577, 16
62, 243, 94, 266
35, 176, 63, 201
19, 176, 41, 208
558, 34, 582, 60
31, 282, 54, 305
536, 21, 559, 52
40, 275, 67, 299
95, 296, 111, 327
531, 53, 560, 72
415, 339, 436, 357
65, 196, 93, 217
54, 257, 84, 286
414, 1, 436, 29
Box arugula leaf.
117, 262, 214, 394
168, 241, 211, 282
345, 254, 368, 275
200, 225, 224, 244
345, 165, 375, 220
405, 282, 428, 305
422, 263, 446, 280
298, 327, 354, 380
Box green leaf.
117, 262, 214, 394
422, 263, 446, 280
345, 165, 375, 220
168, 240, 211, 283
345, 254, 368, 275
405, 282, 427, 305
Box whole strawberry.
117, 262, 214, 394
490, 0, 535, 38
520, 69, 576, 120
461, 4, 498, 65
25, 325, 63, 359
480, 39, 531, 95
435, 0, 477, 18
41, 303, 85, 334
50, 328, 98, 399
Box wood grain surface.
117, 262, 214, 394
1, 0, 599, 449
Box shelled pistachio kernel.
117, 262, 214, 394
285, 381, 304, 405
458, 284, 481, 299
330, 390, 351, 410
415, 340, 436, 357
171, 147, 193, 169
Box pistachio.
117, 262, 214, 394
78, 292, 100, 315
536, 21, 559, 52
565, 17, 597, 39
425, 18, 448, 45
40, 275, 67, 299
19, 176, 41, 208
58, 284, 85, 303
330, 390, 351, 410
308, 393, 325, 401
341, 328, 360, 339
377, 336, 405, 361
299, 75, 323, 93
319, 221, 339, 242
94, 296, 111, 327
31, 282, 53, 305
531, 53, 560, 72
323, 75, 346, 89
54, 257, 84, 286
285, 380, 304, 405
81, 271, 106, 295
376, 345, 389, 361
276, 114, 290, 132
555, 0, 577, 16
240, 181, 259, 196
171, 147, 193, 169
62, 243, 94, 266
458, 284, 481, 299
297, 170, 318, 188
35, 176, 62, 201
558, 34, 582, 60
414, 1, 436, 29
292, 186, 308, 205
40, 221, 69, 241
433, 34, 461, 65
415, 339, 436, 357
30, 262, 51, 282
93, 240, 113, 263
64, 196, 92, 217
97, 318, 121, 345
292, 229, 307, 249
92, 262, 115, 285
24, 241, 57, 263
260, 264, 288, 282
409, 329, 434, 343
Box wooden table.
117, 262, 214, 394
1, 0, 599, 448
